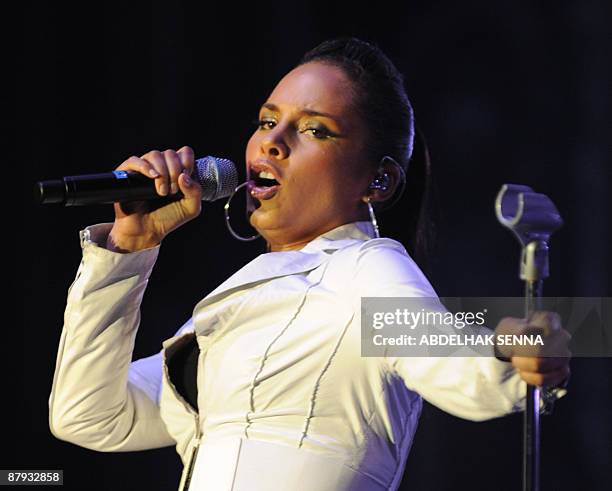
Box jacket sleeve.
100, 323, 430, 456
48, 223, 178, 451
352, 239, 530, 422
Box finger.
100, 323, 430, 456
494, 317, 528, 360
116, 156, 161, 179
177, 172, 202, 217
517, 364, 570, 387
177, 145, 195, 176
529, 325, 572, 358
496, 316, 527, 336
527, 311, 561, 336
513, 334, 571, 359
164, 149, 183, 195
542, 331, 573, 358
517, 332, 572, 357
511, 355, 570, 373
495, 317, 537, 361
141, 150, 170, 196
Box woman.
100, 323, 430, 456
49, 38, 570, 490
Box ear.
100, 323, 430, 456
362, 160, 403, 204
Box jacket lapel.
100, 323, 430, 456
191, 221, 376, 333
192, 249, 330, 314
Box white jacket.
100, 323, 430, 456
49, 221, 528, 490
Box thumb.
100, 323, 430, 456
177, 172, 203, 217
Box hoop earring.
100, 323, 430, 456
224, 181, 261, 242
366, 197, 381, 239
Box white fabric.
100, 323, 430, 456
49, 221, 529, 490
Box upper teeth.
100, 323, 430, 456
258, 171, 275, 180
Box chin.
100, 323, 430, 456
249, 207, 290, 235
249, 207, 273, 233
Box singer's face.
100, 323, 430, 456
245, 62, 373, 251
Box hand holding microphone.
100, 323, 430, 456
108, 146, 204, 253
36, 146, 238, 252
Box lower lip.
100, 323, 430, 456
248, 181, 280, 200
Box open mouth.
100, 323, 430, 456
253, 171, 280, 188
249, 171, 281, 200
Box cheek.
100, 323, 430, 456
245, 132, 259, 160
325, 155, 370, 192
300, 163, 353, 200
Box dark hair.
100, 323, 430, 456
299, 37, 434, 264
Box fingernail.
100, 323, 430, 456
183, 174, 192, 186
171, 182, 178, 194
160, 183, 168, 195
149, 169, 160, 178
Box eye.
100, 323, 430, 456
253, 118, 276, 130
301, 126, 333, 139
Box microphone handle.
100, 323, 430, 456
36, 171, 183, 206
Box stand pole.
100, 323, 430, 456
524, 279, 543, 491
495, 184, 563, 491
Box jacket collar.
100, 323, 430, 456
300, 220, 375, 253
192, 221, 375, 327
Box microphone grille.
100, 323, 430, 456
193, 156, 239, 202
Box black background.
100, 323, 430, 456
13, 1, 611, 490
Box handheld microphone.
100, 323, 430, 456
35, 156, 238, 206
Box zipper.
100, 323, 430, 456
180, 422, 201, 491
162, 334, 203, 491
168, 369, 201, 491
181, 436, 200, 491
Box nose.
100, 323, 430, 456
261, 129, 289, 160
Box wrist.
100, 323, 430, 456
106, 228, 161, 253
493, 340, 512, 362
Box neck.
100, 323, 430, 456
265, 232, 324, 252
257, 206, 372, 252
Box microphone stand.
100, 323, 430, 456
495, 184, 563, 491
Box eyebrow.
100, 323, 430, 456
262, 102, 339, 121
